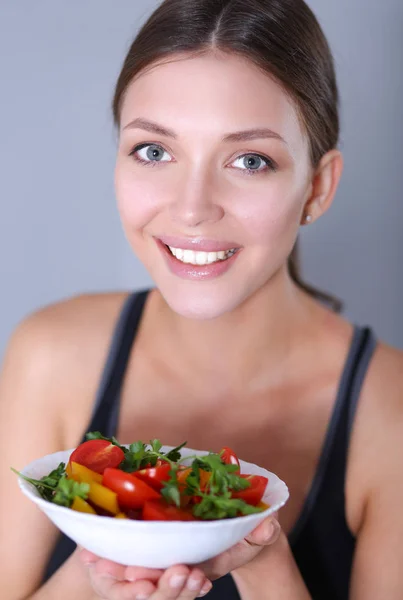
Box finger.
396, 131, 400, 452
87, 565, 120, 599
89, 571, 157, 600
78, 548, 99, 566
93, 558, 128, 581
125, 565, 165, 583
124, 565, 189, 600
245, 515, 281, 546
154, 566, 211, 600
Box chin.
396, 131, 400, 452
157, 279, 251, 321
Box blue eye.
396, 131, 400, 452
231, 153, 276, 174
130, 143, 172, 164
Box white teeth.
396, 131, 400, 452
175, 248, 184, 261
196, 251, 207, 265
168, 246, 237, 265
183, 250, 195, 264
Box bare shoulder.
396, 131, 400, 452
365, 340, 403, 394
347, 338, 403, 530
13, 290, 130, 346
1, 291, 131, 447
361, 340, 403, 470
345, 342, 403, 597
358, 340, 403, 437
0, 292, 134, 597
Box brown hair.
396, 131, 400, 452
112, 0, 342, 311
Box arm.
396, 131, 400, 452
348, 346, 403, 599
0, 313, 98, 600
234, 344, 403, 600
30, 551, 99, 600
232, 533, 311, 600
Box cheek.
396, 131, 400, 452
231, 178, 303, 247
115, 162, 162, 230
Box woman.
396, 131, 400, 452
1, 0, 403, 598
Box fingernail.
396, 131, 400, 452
262, 520, 275, 541
187, 577, 203, 591
198, 581, 213, 596
170, 574, 187, 588
135, 595, 150, 600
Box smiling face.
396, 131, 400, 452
115, 52, 314, 319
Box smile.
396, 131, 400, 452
167, 246, 238, 265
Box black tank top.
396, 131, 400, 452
43, 290, 377, 599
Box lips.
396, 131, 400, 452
156, 238, 241, 281
156, 235, 241, 253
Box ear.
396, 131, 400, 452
301, 149, 343, 225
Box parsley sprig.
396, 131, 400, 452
11, 463, 89, 508
162, 453, 264, 520
86, 432, 186, 473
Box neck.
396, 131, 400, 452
150, 268, 316, 394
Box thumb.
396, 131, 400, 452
245, 514, 281, 547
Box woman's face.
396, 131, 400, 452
115, 52, 313, 319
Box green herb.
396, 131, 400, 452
11, 462, 66, 501
186, 454, 250, 495
86, 432, 186, 472
192, 492, 262, 520
119, 441, 153, 472
163, 441, 187, 462
86, 433, 187, 473
52, 478, 90, 508
161, 465, 181, 507
160, 452, 264, 520
11, 463, 89, 507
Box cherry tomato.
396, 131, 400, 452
135, 462, 171, 491
143, 459, 170, 469
69, 440, 125, 475
220, 447, 240, 473
143, 499, 196, 521
231, 474, 268, 506
103, 468, 161, 509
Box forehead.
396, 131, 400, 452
120, 52, 306, 150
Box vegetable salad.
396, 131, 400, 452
13, 432, 269, 521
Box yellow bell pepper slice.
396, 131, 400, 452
88, 481, 119, 515
71, 496, 97, 515
115, 512, 128, 519
67, 461, 103, 485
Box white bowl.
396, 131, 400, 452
18, 445, 289, 568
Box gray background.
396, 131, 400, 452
0, 0, 402, 362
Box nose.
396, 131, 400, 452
168, 170, 224, 228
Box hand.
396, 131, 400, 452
78, 514, 280, 599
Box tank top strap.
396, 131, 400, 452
289, 325, 377, 545
81, 289, 150, 440
345, 327, 377, 439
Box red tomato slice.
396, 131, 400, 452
135, 462, 171, 491
103, 468, 161, 509
143, 499, 196, 521
231, 474, 268, 506
69, 440, 125, 475
220, 447, 240, 473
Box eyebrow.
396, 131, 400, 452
123, 118, 177, 138
123, 118, 286, 145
